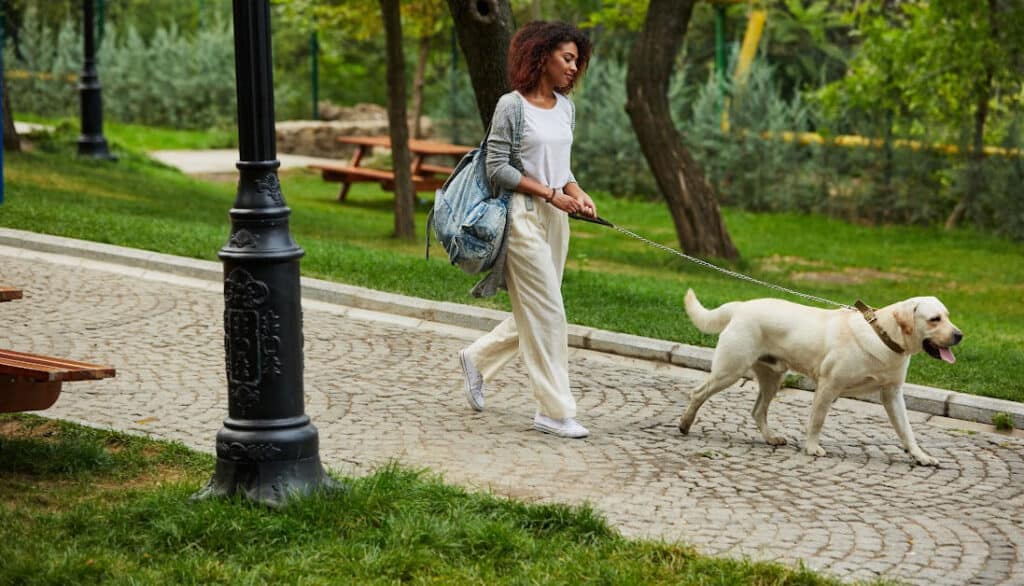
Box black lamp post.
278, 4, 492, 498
77, 0, 114, 160
193, 0, 336, 507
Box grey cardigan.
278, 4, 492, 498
470, 91, 576, 298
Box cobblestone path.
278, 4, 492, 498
2, 246, 1021, 585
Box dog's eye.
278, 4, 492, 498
928, 316, 942, 323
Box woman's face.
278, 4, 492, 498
543, 41, 580, 90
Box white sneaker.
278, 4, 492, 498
458, 349, 484, 411
533, 412, 589, 438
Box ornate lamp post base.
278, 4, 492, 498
77, 135, 116, 160
193, 415, 340, 507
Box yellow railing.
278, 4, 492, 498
7, 69, 78, 83
742, 130, 1024, 159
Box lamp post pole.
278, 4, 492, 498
193, 0, 335, 507
77, 0, 114, 160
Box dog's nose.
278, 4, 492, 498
953, 330, 963, 345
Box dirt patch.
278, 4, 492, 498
0, 418, 61, 439
95, 464, 192, 490
792, 268, 907, 285
758, 255, 829, 273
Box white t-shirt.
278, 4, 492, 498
517, 91, 573, 190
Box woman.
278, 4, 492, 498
458, 21, 595, 438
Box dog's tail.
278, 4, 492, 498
685, 289, 734, 334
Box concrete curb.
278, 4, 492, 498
2, 227, 1021, 430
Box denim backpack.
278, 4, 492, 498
427, 96, 524, 275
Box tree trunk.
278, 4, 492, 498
2, 77, 20, 153
379, 0, 415, 239
626, 0, 738, 259
410, 34, 430, 139
945, 0, 997, 231
446, 0, 514, 128
944, 76, 990, 231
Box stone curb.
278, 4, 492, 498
2, 227, 1021, 430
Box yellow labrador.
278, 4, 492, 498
679, 289, 962, 465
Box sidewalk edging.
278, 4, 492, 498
2, 227, 1020, 430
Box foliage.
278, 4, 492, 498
817, 0, 1024, 136
4, 7, 237, 129
761, 0, 850, 96
426, 57, 484, 145
581, 0, 650, 32
686, 57, 821, 213
572, 56, 683, 198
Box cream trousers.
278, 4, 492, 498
465, 193, 576, 419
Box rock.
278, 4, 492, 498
276, 102, 435, 158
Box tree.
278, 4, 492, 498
2, 78, 19, 152
403, 1, 447, 138
446, 0, 515, 128
818, 0, 1024, 230
625, 0, 738, 259
2, 1, 19, 152
379, 0, 415, 239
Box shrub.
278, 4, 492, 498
5, 8, 236, 129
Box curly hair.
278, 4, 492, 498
508, 21, 592, 94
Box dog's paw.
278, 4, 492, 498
805, 445, 827, 457
912, 452, 940, 467
765, 435, 787, 446
678, 416, 693, 435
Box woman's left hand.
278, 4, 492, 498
575, 191, 597, 218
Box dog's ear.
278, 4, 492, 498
893, 301, 918, 337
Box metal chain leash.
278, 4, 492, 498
576, 215, 853, 310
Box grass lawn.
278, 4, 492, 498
0, 414, 853, 584
13, 115, 237, 152
1, 129, 1022, 402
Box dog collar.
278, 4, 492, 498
854, 300, 905, 354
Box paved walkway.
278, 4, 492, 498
148, 149, 340, 175
2, 242, 1022, 585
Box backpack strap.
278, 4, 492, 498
425, 205, 434, 261
510, 92, 524, 166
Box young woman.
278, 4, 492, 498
458, 21, 595, 438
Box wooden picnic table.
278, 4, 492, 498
310, 135, 474, 201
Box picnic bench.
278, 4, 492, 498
0, 286, 23, 302
0, 287, 116, 413
309, 136, 473, 201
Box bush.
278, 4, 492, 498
5, 8, 236, 129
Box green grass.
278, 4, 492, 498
0, 414, 852, 585
2, 130, 1023, 402
14, 114, 237, 151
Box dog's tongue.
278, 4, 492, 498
939, 347, 956, 364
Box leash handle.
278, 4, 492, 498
569, 213, 615, 228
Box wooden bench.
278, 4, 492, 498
0, 349, 116, 413
0, 287, 23, 302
